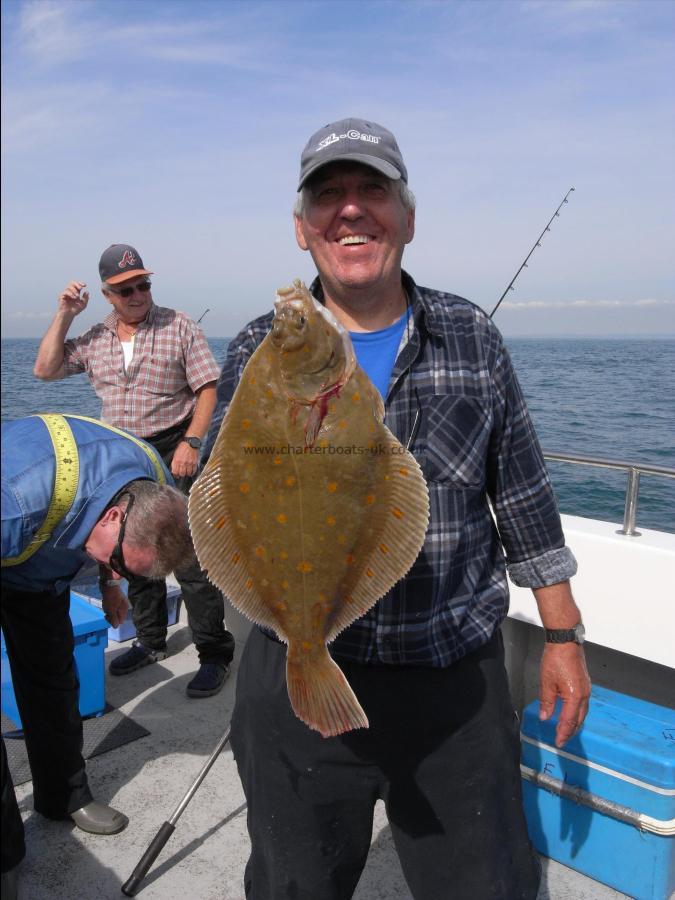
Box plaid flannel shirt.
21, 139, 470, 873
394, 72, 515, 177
63, 304, 220, 438
204, 272, 577, 667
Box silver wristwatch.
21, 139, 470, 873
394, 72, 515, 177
544, 623, 585, 645
183, 435, 202, 450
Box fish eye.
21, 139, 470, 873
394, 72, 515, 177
299, 316, 306, 326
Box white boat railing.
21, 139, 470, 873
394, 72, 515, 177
543, 451, 675, 537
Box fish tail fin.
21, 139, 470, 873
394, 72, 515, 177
286, 643, 368, 737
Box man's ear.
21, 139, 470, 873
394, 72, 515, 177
99, 505, 121, 527
294, 214, 309, 252
405, 207, 415, 245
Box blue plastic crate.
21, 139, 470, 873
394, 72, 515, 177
521, 685, 675, 900
71, 578, 181, 643
1, 593, 108, 730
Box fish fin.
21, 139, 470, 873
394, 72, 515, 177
304, 402, 323, 447
188, 432, 282, 632
326, 430, 430, 643
286, 642, 368, 737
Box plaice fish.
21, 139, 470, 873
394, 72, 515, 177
189, 279, 429, 737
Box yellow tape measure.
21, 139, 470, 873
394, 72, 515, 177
2, 414, 79, 567
1, 414, 165, 568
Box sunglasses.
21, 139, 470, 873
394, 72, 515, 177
109, 492, 136, 581
107, 281, 152, 299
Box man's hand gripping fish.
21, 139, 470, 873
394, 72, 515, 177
188, 280, 429, 737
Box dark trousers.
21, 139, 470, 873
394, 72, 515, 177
128, 423, 235, 666
1, 586, 93, 872
231, 627, 541, 900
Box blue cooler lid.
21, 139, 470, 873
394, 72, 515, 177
522, 685, 675, 790
69, 591, 107, 636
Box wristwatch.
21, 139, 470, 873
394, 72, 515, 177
183, 436, 202, 450
544, 623, 585, 645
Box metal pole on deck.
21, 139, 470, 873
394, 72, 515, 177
121, 725, 231, 896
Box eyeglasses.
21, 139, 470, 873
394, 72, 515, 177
106, 281, 152, 299
109, 492, 136, 581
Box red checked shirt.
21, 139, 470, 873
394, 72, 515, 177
62, 304, 220, 438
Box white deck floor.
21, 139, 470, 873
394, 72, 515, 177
12, 605, 629, 900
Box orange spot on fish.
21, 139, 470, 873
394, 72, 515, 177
319, 439, 329, 449
281, 580, 289, 590
239, 483, 250, 494
338, 419, 347, 429
275, 601, 287, 612
392, 507, 404, 519
351, 393, 361, 403
255, 546, 266, 558
276, 513, 288, 524
346, 554, 355, 565
246, 578, 254, 589
273, 456, 282, 465
249, 375, 257, 385
241, 419, 251, 429
398, 467, 409, 476
266, 389, 274, 399
285, 476, 296, 487
365, 494, 376, 505
214, 516, 226, 530
327, 482, 338, 493
302, 641, 312, 651
325, 515, 336, 526
231, 553, 240, 564
366, 568, 374, 578
297, 561, 313, 573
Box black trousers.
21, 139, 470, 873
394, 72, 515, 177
127, 423, 235, 665
231, 628, 541, 900
1, 586, 93, 872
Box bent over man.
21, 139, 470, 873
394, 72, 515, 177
1, 414, 193, 897
204, 118, 591, 900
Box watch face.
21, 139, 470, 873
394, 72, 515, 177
185, 436, 202, 450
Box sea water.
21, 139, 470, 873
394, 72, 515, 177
1, 336, 673, 534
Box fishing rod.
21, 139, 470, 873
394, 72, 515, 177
197, 308, 210, 324
490, 187, 575, 318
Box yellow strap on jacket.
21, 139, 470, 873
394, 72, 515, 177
1, 414, 165, 568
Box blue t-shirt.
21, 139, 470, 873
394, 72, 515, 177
350, 306, 412, 399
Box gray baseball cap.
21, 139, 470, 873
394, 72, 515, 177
99, 244, 153, 285
298, 118, 408, 190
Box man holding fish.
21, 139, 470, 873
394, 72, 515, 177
198, 118, 590, 899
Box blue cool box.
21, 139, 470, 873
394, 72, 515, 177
521, 685, 675, 900
1, 593, 108, 730
71, 578, 181, 643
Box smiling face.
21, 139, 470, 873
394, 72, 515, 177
102, 275, 154, 326
294, 162, 415, 322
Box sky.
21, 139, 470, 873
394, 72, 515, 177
2, 0, 674, 339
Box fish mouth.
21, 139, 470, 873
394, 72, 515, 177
337, 235, 373, 246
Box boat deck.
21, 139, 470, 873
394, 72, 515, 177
12, 604, 629, 900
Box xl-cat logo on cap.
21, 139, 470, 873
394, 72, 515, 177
316, 130, 381, 152
118, 249, 137, 270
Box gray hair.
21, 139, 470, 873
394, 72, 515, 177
122, 480, 195, 577
293, 179, 416, 217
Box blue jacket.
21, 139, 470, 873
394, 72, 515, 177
1, 415, 172, 594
